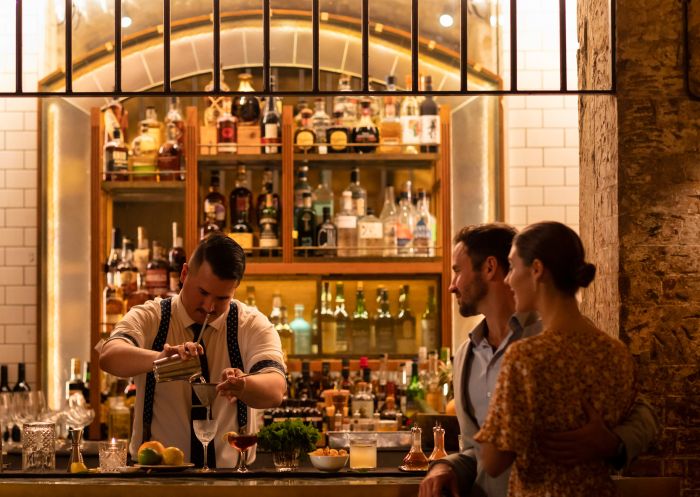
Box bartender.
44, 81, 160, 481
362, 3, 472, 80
99, 233, 286, 468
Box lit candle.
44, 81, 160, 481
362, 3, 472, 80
110, 437, 118, 448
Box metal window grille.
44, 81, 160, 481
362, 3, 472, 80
4, 0, 617, 97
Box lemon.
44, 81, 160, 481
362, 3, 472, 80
161, 446, 185, 466
138, 447, 163, 465
223, 431, 237, 443
70, 462, 89, 473
138, 440, 165, 454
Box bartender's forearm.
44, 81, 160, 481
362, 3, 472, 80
238, 372, 286, 408
99, 340, 159, 378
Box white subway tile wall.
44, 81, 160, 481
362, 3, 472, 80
0, 1, 44, 389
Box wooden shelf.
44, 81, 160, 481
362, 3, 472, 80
101, 181, 185, 202
196, 152, 438, 169
245, 260, 443, 275
198, 154, 282, 169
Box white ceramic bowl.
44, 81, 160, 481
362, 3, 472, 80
308, 454, 349, 472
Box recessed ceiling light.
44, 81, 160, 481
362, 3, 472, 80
121, 16, 132, 28
439, 14, 454, 28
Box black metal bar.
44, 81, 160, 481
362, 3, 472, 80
411, 0, 419, 91
312, 0, 320, 93
361, 0, 369, 92
213, 0, 220, 92
15, 0, 22, 93
163, 0, 171, 93
65, 0, 72, 92
460, 0, 468, 92
559, 0, 567, 91
263, 0, 271, 93
115, 0, 122, 92
510, 0, 517, 91
611, 0, 617, 93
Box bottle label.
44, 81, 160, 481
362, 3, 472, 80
118, 270, 137, 294
336, 215, 357, 229
157, 155, 183, 180
355, 198, 366, 217
401, 116, 421, 144
259, 234, 279, 248
359, 221, 383, 240
169, 272, 180, 293
218, 124, 236, 143
414, 219, 432, 254
146, 268, 169, 295
296, 130, 315, 148
228, 232, 253, 250
329, 130, 348, 150
421, 319, 438, 351
420, 115, 441, 145
263, 124, 280, 153
396, 223, 414, 247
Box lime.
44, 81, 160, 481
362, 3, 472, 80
138, 447, 163, 465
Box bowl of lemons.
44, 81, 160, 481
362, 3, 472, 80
308, 447, 349, 472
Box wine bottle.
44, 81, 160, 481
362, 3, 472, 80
261, 79, 281, 153
296, 192, 317, 257
168, 222, 186, 292
419, 75, 440, 153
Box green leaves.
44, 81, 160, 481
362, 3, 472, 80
256, 419, 320, 453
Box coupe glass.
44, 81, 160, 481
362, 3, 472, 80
227, 425, 257, 473
192, 419, 217, 472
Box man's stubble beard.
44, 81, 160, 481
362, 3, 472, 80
458, 274, 488, 318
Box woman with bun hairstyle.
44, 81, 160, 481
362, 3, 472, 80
474, 221, 635, 497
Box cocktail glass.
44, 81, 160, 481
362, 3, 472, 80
227, 425, 257, 473
192, 419, 217, 472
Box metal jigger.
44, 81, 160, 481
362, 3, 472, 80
67, 428, 84, 471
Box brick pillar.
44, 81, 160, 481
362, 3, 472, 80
579, 0, 700, 492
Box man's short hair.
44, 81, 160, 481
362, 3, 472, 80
454, 223, 517, 273
189, 232, 246, 281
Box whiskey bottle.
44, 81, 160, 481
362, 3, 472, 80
352, 98, 380, 153
311, 98, 331, 154
296, 192, 316, 257
165, 96, 185, 147
276, 305, 294, 357
421, 286, 439, 352
102, 263, 124, 337
168, 222, 186, 292
230, 209, 254, 255
229, 165, 253, 233
117, 237, 138, 297
235, 72, 261, 124
261, 78, 281, 153
333, 282, 349, 353
357, 207, 383, 257
315, 206, 337, 257
130, 122, 158, 181
291, 304, 312, 355
380, 186, 399, 256
400, 75, 421, 154
413, 189, 436, 256
293, 165, 312, 229
343, 167, 368, 217
103, 128, 129, 181
378, 74, 402, 154
320, 281, 336, 354
419, 75, 440, 153
204, 171, 227, 230
145, 241, 170, 298
335, 191, 358, 257
258, 193, 280, 257
395, 285, 417, 354
312, 169, 334, 223
326, 110, 350, 153
157, 123, 185, 181
375, 288, 396, 354
143, 106, 163, 149
294, 108, 316, 153
133, 226, 150, 278
351, 282, 371, 353
217, 99, 237, 153
126, 273, 149, 311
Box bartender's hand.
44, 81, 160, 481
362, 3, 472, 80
419, 463, 459, 497
216, 368, 247, 403
540, 399, 620, 465
156, 342, 204, 361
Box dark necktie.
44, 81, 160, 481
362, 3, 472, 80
189, 323, 216, 468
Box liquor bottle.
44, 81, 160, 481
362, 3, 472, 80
13, 363, 30, 392
340, 360, 354, 393
396, 285, 417, 354
334, 74, 358, 128
157, 123, 185, 181
335, 191, 358, 257
315, 207, 337, 257
378, 75, 402, 153
126, 273, 149, 311
312, 169, 334, 223
245, 286, 257, 309
413, 189, 436, 256
1, 366, 11, 393
351, 382, 375, 418
168, 222, 186, 292
103, 128, 129, 181
401, 425, 430, 471
400, 75, 421, 154
217, 99, 237, 153
146, 241, 170, 298
261, 78, 281, 153
102, 264, 124, 336
351, 282, 371, 353
320, 281, 336, 354
429, 424, 448, 461
326, 110, 350, 153
352, 98, 380, 153
236, 73, 261, 123
117, 237, 138, 297
276, 305, 294, 357
344, 167, 368, 217
419, 75, 440, 153
294, 108, 316, 153
311, 98, 331, 154
102, 94, 126, 144
269, 292, 283, 328
425, 351, 445, 413
229, 165, 253, 232
396, 187, 416, 256
297, 361, 314, 401
204, 170, 227, 230
66, 358, 88, 402
143, 106, 163, 149
333, 282, 349, 353
404, 361, 425, 420
357, 207, 383, 257
375, 288, 395, 354
380, 186, 399, 256
421, 286, 439, 352
293, 165, 312, 229
291, 304, 312, 355
203, 70, 232, 128
294, 97, 310, 127
106, 227, 122, 277
258, 193, 280, 257
230, 209, 254, 255
165, 96, 185, 147
130, 122, 158, 181
133, 226, 150, 278
256, 167, 278, 225
296, 192, 316, 257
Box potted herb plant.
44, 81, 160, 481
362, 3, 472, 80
256, 419, 320, 472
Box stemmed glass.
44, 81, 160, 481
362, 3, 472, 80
192, 418, 218, 472
227, 425, 257, 473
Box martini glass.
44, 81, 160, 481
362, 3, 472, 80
227, 425, 257, 473
193, 418, 218, 472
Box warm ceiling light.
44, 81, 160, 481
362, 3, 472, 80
439, 14, 454, 28
121, 16, 132, 28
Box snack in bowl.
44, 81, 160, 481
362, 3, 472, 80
309, 447, 349, 472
